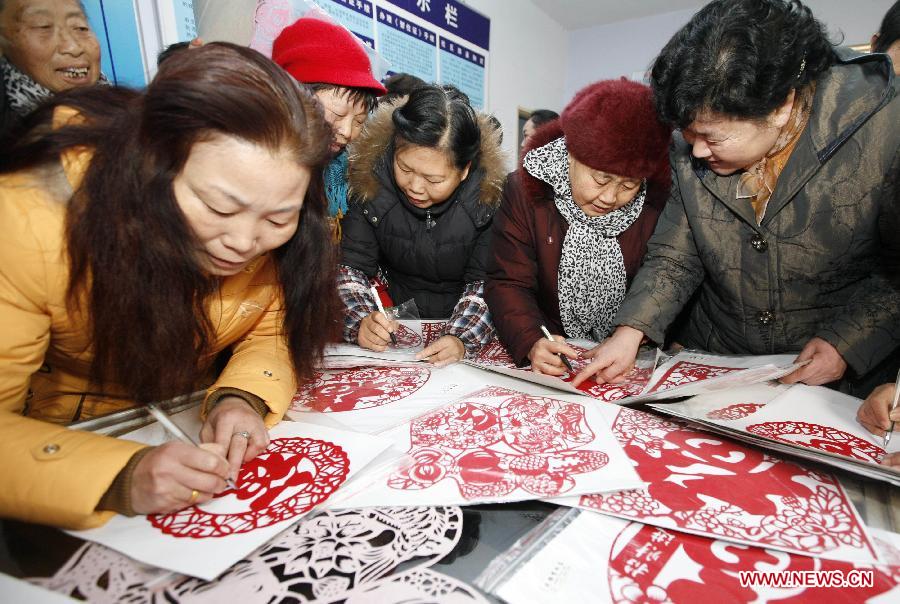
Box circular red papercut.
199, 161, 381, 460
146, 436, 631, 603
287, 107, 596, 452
745, 421, 885, 462
293, 366, 430, 412
391, 323, 422, 348
706, 403, 765, 421
149, 438, 349, 538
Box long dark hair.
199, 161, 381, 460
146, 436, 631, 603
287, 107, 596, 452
391, 84, 480, 169
0, 43, 338, 402
650, 0, 836, 128
874, 1, 900, 53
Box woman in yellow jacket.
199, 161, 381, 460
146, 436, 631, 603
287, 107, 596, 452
0, 43, 339, 529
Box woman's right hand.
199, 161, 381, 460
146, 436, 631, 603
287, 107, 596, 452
528, 335, 579, 376
358, 311, 396, 351
130, 441, 230, 515
571, 325, 645, 387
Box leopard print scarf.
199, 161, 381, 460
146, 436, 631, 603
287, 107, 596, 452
2, 58, 53, 117
523, 136, 645, 340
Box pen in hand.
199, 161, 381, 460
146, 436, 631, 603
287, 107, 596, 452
370, 285, 398, 346
146, 403, 237, 491
540, 324, 575, 373
883, 368, 900, 448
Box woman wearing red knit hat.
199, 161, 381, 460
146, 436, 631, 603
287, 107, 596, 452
272, 17, 387, 240
484, 79, 672, 373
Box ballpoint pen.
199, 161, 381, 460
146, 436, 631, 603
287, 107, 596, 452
147, 403, 237, 490
883, 367, 900, 448
370, 285, 398, 346
540, 324, 575, 373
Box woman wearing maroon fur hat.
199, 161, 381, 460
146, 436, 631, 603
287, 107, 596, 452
484, 80, 672, 372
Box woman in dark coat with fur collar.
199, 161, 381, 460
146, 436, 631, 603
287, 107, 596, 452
484, 80, 672, 373
339, 85, 506, 365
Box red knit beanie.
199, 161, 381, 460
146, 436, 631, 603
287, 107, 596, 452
272, 18, 387, 95
560, 79, 671, 181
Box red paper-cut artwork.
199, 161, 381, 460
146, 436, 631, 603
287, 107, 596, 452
608, 522, 898, 604
150, 438, 349, 538
576, 408, 877, 561
706, 403, 765, 421
472, 340, 517, 368
388, 394, 609, 500
422, 321, 447, 347
391, 323, 422, 348
648, 361, 741, 393
746, 421, 886, 463
292, 366, 431, 413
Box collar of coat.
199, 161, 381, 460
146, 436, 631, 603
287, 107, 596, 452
346, 95, 507, 208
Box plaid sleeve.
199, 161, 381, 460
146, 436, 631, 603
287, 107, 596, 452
338, 264, 377, 343
443, 280, 495, 358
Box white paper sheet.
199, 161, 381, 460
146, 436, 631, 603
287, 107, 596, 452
326, 386, 642, 508
325, 319, 425, 363
288, 363, 490, 434
71, 423, 393, 580
490, 510, 900, 604
552, 405, 881, 564
650, 384, 900, 486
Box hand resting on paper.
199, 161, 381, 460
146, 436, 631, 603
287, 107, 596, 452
130, 441, 230, 514
857, 383, 900, 468
358, 311, 396, 351
779, 337, 847, 386
571, 326, 644, 387
201, 396, 270, 480
416, 334, 465, 367
528, 335, 579, 377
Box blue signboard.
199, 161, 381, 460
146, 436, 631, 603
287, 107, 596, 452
393, 0, 489, 50
82, 0, 147, 87
320, 0, 375, 41
439, 37, 484, 108
376, 7, 437, 83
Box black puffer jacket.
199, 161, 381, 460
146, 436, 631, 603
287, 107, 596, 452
341, 98, 507, 318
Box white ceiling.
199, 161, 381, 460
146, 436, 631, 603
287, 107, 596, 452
529, 0, 706, 30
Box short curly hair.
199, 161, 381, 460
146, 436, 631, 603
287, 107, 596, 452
650, 0, 836, 128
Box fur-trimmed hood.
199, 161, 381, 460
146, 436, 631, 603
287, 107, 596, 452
347, 96, 507, 206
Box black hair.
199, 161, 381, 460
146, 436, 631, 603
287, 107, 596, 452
528, 109, 559, 127
873, 1, 900, 53
391, 84, 480, 170
306, 82, 378, 113
157, 41, 192, 66
651, 0, 836, 128
381, 72, 427, 104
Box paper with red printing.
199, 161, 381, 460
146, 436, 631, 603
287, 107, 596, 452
326, 386, 642, 508
464, 338, 660, 403
287, 363, 486, 433
325, 319, 425, 365
491, 511, 900, 604
552, 406, 879, 564
650, 384, 900, 486
70, 422, 393, 580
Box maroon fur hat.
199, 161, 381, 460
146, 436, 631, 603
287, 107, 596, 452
562, 79, 671, 181
272, 17, 387, 95
521, 79, 672, 209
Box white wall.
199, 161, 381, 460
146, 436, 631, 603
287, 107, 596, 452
564, 0, 897, 101
465, 0, 568, 164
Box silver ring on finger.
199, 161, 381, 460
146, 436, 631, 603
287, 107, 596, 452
233, 430, 251, 440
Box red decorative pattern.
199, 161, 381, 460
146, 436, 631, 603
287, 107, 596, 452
388, 392, 609, 500
706, 403, 765, 421
746, 421, 886, 463
150, 438, 349, 538
421, 321, 447, 347
608, 522, 898, 604
578, 408, 875, 559
471, 340, 517, 368
648, 361, 741, 393
292, 366, 430, 413
391, 323, 422, 348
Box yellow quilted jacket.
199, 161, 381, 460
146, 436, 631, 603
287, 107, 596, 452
0, 146, 297, 529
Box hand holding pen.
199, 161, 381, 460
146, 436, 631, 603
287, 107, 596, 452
124, 404, 235, 514
370, 285, 398, 346
526, 325, 578, 376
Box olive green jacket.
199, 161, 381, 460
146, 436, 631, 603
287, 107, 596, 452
615, 50, 900, 382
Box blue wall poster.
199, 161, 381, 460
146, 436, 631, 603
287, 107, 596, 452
376, 6, 437, 83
